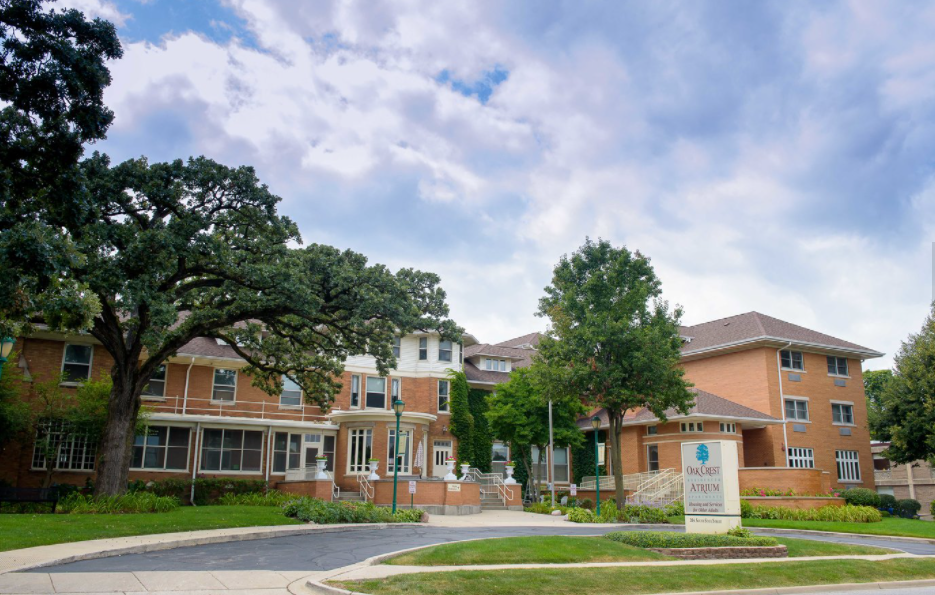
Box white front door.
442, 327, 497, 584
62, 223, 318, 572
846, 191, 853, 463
432, 440, 453, 477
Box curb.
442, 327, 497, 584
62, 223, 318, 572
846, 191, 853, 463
751, 526, 935, 545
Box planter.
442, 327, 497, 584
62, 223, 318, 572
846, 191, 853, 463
444, 459, 458, 481
315, 458, 328, 480
368, 460, 380, 481
504, 465, 517, 485
460, 463, 471, 479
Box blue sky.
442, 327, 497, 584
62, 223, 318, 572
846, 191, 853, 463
62, 0, 935, 369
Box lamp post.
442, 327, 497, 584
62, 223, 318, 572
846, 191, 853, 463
391, 398, 405, 513
0, 337, 15, 381
591, 415, 601, 517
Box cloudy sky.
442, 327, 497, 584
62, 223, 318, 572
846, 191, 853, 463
60, 0, 935, 369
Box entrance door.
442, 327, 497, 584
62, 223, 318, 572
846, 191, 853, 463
433, 440, 453, 478
302, 433, 323, 471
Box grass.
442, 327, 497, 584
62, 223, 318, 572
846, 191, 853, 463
743, 516, 935, 540
0, 505, 301, 552
336, 559, 935, 595
383, 535, 890, 566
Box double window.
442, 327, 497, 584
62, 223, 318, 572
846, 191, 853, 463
212, 368, 237, 402
787, 447, 815, 469
132, 425, 190, 470
280, 375, 302, 407
348, 428, 373, 473
62, 344, 93, 383
418, 337, 428, 360
272, 432, 301, 472
200, 428, 262, 472
719, 422, 736, 433
832, 403, 854, 425
836, 450, 861, 482
142, 365, 167, 398
350, 374, 361, 408
31, 419, 97, 471
680, 421, 704, 433
366, 377, 386, 408
784, 398, 809, 421
780, 350, 804, 371
438, 340, 452, 362
827, 356, 849, 376
438, 380, 450, 412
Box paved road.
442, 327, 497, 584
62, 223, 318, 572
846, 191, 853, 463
31, 524, 935, 573
795, 589, 931, 595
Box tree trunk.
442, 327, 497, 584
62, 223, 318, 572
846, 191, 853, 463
94, 373, 142, 496
609, 410, 624, 510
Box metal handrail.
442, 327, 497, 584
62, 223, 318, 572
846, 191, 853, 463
144, 394, 332, 424
357, 473, 373, 502
465, 467, 514, 505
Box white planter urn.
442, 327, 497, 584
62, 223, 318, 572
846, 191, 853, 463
444, 458, 458, 481
504, 464, 517, 485
368, 460, 380, 481
315, 458, 328, 480
460, 464, 471, 479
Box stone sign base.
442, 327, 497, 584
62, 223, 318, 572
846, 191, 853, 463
685, 515, 741, 534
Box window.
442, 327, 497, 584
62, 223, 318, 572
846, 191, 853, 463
787, 447, 815, 469
132, 426, 190, 470
832, 403, 854, 425
500, 359, 506, 371
647, 426, 658, 436
680, 422, 704, 433
438, 340, 452, 362
485, 358, 506, 371
530, 445, 549, 482
280, 375, 302, 407
827, 356, 849, 376
62, 344, 92, 383
552, 447, 569, 482
419, 337, 427, 360
836, 450, 861, 482
780, 350, 804, 371
200, 429, 262, 472
393, 337, 401, 358
365, 376, 386, 409
350, 374, 361, 408
388, 429, 412, 473
348, 428, 373, 473
31, 419, 97, 471
491, 442, 510, 476
142, 365, 167, 398
784, 398, 809, 421
438, 380, 450, 412
212, 368, 237, 402
719, 422, 736, 433
873, 455, 891, 471
322, 434, 336, 472
647, 445, 659, 472
272, 432, 301, 473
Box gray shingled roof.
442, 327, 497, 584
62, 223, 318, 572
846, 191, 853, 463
495, 332, 543, 349
464, 343, 533, 359
463, 360, 511, 385
680, 312, 882, 358
176, 336, 243, 359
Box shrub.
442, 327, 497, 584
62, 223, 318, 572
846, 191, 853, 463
664, 500, 684, 517
841, 488, 880, 509
619, 504, 669, 524
281, 497, 424, 524
930, 499, 935, 519
217, 491, 298, 507
878, 494, 897, 510
605, 531, 778, 549
598, 503, 618, 523
741, 504, 881, 523
896, 499, 922, 519
567, 507, 596, 523
727, 526, 754, 538
579, 498, 594, 510
59, 492, 180, 514
127, 477, 269, 505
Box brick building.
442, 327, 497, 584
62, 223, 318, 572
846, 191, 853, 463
873, 442, 935, 519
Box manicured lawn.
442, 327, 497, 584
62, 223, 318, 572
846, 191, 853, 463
336, 559, 935, 595
743, 517, 935, 540
772, 537, 893, 557
0, 506, 301, 552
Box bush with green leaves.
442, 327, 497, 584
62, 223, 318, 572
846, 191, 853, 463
841, 488, 880, 509
58, 492, 180, 514
618, 504, 669, 524
217, 491, 298, 507
127, 478, 270, 505
878, 493, 897, 510
281, 497, 425, 524
896, 499, 921, 519
604, 531, 778, 549
567, 507, 596, 523
664, 500, 684, 517
578, 498, 594, 510
727, 526, 754, 538
742, 504, 881, 523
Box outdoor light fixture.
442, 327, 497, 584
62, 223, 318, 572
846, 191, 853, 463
0, 337, 15, 381
591, 415, 601, 516
391, 398, 405, 513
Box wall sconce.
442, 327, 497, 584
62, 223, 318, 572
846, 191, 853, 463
442, 425, 448, 434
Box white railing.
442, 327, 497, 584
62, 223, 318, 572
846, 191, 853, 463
626, 468, 683, 506
357, 473, 373, 502
282, 466, 341, 499
144, 394, 331, 424
464, 467, 514, 505
580, 470, 660, 492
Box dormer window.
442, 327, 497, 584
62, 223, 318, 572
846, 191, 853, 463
485, 358, 506, 371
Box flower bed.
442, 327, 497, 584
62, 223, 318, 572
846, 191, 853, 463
742, 497, 846, 510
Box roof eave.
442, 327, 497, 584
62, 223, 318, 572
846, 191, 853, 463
681, 336, 884, 361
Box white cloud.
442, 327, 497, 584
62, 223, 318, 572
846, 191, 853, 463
56, 0, 129, 26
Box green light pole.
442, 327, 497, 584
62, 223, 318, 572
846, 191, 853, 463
591, 415, 601, 517
0, 337, 16, 381
391, 398, 405, 513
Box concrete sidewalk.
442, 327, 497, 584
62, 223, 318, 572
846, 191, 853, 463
0, 569, 312, 594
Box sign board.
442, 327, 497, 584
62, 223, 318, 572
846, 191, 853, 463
408, 481, 417, 495
569, 484, 577, 496
680, 440, 741, 534
447, 483, 461, 492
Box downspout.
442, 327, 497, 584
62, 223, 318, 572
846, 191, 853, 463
190, 421, 201, 505
776, 342, 792, 467
265, 425, 274, 486
182, 357, 195, 415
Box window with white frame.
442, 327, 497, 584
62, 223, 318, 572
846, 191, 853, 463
387, 428, 412, 473
437, 379, 450, 412
827, 356, 849, 376
347, 428, 373, 473
780, 350, 804, 370
647, 445, 659, 472
647, 425, 658, 435
836, 450, 861, 482
784, 398, 809, 421
142, 365, 167, 398
719, 422, 736, 433
552, 447, 569, 482
832, 403, 854, 425
132, 425, 190, 470
418, 337, 427, 360
485, 358, 506, 371
200, 428, 262, 472
272, 432, 301, 473
31, 419, 97, 471
365, 376, 386, 408
212, 368, 237, 402
680, 421, 704, 433
787, 447, 815, 469
392, 337, 401, 358
62, 344, 92, 383
280, 375, 302, 407
438, 340, 452, 362
350, 374, 360, 408
491, 441, 510, 476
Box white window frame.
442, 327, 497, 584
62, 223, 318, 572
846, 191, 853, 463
552, 446, 570, 483
391, 378, 400, 402
280, 375, 303, 408
418, 337, 428, 360
831, 402, 855, 426
784, 397, 810, 422
350, 374, 361, 409
271, 431, 302, 474
365, 376, 387, 409
392, 337, 401, 358
647, 444, 660, 472
827, 356, 849, 377
719, 422, 736, 433
61, 343, 93, 384
31, 418, 97, 472
141, 364, 167, 400
199, 427, 264, 473
646, 425, 658, 436
780, 350, 804, 371
347, 428, 373, 474
212, 368, 238, 403
836, 450, 861, 482
787, 446, 815, 469
680, 421, 704, 433
131, 424, 191, 472
437, 379, 450, 413
438, 340, 452, 362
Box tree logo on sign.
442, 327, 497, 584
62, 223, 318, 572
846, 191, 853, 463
695, 444, 710, 466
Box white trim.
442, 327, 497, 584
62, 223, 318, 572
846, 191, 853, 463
211, 367, 238, 403
830, 399, 855, 405
147, 412, 337, 431
682, 335, 884, 359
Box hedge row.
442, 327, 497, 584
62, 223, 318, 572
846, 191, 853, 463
741, 502, 881, 523
282, 497, 425, 524
59, 492, 180, 514
604, 531, 778, 549
127, 478, 269, 505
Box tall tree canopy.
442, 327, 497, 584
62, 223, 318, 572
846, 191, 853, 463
871, 305, 935, 463
863, 368, 893, 441
536, 238, 693, 507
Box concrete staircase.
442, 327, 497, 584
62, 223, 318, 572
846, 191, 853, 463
335, 492, 364, 502
480, 492, 507, 511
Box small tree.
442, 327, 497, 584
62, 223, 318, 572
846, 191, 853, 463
863, 369, 893, 441
447, 370, 473, 467
0, 352, 29, 446
536, 239, 694, 508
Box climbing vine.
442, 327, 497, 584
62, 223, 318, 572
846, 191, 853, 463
468, 388, 493, 472
448, 370, 474, 468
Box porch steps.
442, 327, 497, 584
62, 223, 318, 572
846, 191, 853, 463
480, 494, 507, 510
336, 493, 364, 502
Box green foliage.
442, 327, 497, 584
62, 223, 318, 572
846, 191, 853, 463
281, 497, 425, 524
664, 501, 685, 517
578, 498, 594, 510
727, 526, 754, 538
468, 388, 492, 473
127, 477, 269, 505
447, 370, 474, 468
566, 507, 596, 523
741, 487, 842, 498
535, 239, 695, 504
863, 369, 893, 440
605, 531, 778, 549
879, 494, 897, 510
841, 488, 881, 508
571, 430, 606, 485
618, 504, 669, 524
58, 492, 180, 514
742, 504, 882, 523
896, 499, 922, 519
0, 353, 29, 442
217, 491, 298, 507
